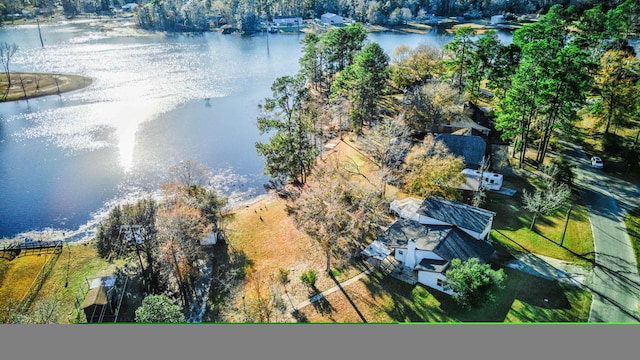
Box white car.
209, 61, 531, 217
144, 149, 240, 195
591, 156, 604, 169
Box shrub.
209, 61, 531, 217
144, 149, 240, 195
300, 269, 318, 288
277, 268, 290, 287
443, 258, 506, 308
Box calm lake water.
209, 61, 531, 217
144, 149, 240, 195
0, 19, 513, 241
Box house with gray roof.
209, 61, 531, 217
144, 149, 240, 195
435, 133, 487, 169
363, 196, 496, 293
417, 196, 495, 241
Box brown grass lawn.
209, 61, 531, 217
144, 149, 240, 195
220, 136, 593, 323
1, 72, 93, 102
0, 242, 120, 323
220, 140, 382, 322
0, 254, 49, 306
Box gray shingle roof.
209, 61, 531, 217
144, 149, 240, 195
435, 133, 487, 168
416, 258, 450, 273
418, 196, 495, 235
375, 219, 496, 271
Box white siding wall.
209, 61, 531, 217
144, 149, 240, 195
417, 272, 454, 295
415, 250, 443, 261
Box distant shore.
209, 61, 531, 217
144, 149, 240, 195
0, 72, 93, 102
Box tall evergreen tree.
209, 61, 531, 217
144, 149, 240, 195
331, 42, 390, 133
256, 75, 319, 185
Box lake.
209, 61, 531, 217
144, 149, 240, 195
0, 19, 512, 241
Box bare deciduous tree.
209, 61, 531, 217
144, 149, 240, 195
360, 116, 413, 196
0, 42, 18, 88
522, 165, 571, 230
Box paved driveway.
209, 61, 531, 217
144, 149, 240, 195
562, 141, 640, 322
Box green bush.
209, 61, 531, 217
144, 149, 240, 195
300, 269, 318, 287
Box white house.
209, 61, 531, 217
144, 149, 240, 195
364, 196, 496, 293
272, 16, 303, 27
490, 15, 505, 25
321, 12, 349, 25
417, 196, 495, 241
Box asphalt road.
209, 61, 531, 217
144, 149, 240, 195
562, 141, 640, 322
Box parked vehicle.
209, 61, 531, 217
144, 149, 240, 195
591, 156, 604, 169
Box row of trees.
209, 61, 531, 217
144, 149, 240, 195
104, 0, 635, 33
95, 160, 227, 321
495, 1, 640, 169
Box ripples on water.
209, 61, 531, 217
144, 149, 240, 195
1, 22, 304, 241
0, 21, 510, 242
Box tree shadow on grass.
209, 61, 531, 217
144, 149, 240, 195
204, 241, 253, 322
112, 266, 145, 323
328, 271, 367, 323
361, 265, 582, 323
291, 309, 309, 323
433, 268, 574, 322
311, 295, 335, 316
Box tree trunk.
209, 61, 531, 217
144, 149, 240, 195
530, 213, 538, 230
325, 247, 331, 273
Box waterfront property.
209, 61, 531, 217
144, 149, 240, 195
364, 196, 497, 292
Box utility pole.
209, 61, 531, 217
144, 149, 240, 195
36, 17, 44, 48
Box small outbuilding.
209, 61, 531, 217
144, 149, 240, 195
81, 276, 118, 323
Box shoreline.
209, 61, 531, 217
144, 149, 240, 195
0, 72, 93, 102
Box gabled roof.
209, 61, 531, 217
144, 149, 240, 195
81, 285, 108, 309
443, 116, 490, 135
435, 133, 487, 168
418, 196, 495, 235
374, 219, 495, 272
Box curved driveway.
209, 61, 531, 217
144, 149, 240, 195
563, 141, 640, 322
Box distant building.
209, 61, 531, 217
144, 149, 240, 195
321, 13, 349, 25
121, 3, 139, 12
272, 16, 303, 27
490, 15, 505, 25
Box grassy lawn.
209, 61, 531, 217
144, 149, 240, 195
485, 170, 595, 267
624, 206, 640, 275
0, 254, 49, 307
33, 242, 123, 323
296, 267, 591, 323
0, 242, 121, 323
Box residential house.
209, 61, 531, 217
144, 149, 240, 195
490, 15, 506, 25
440, 116, 490, 137
363, 196, 496, 293
321, 13, 349, 25
435, 133, 488, 170
272, 16, 303, 27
